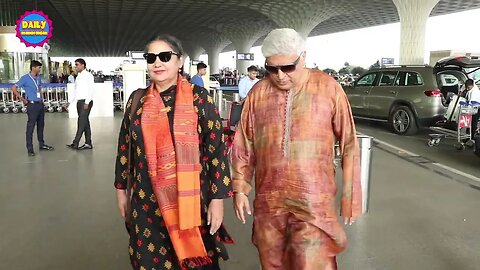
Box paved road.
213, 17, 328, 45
354, 119, 480, 179
1, 113, 480, 269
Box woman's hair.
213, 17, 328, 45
144, 34, 185, 56
261, 28, 306, 58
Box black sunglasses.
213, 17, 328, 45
143, 51, 180, 64
265, 54, 302, 74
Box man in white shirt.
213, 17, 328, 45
465, 79, 480, 134
67, 58, 95, 150
238, 65, 260, 99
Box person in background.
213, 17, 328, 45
232, 28, 362, 270
68, 70, 75, 83
238, 65, 259, 99
465, 79, 480, 134
11, 60, 54, 156
114, 34, 233, 270
67, 58, 95, 150
191, 62, 207, 88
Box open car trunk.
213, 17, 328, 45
434, 56, 480, 98
434, 56, 480, 74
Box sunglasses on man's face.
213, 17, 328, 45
265, 54, 302, 74
143, 51, 180, 64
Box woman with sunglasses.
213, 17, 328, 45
231, 28, 362, 269
114, 35, 233, 270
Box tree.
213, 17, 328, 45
323, 68, 337, 75
350, 66, 367, 76
338, 67, 350, 75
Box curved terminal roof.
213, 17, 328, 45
1, 0, 480, 56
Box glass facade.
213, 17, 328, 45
0, 52, 49, 83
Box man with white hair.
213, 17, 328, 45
232, 28, 362, 269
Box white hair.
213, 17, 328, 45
261, 28, 306, 58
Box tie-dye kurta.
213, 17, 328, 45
232, 70, 362, 268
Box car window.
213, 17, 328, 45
406, 72, 423, 86
394, 72, 406, 86
356, 73, 378, 87
378, 71, 398, 86
439, 74, 459, 86
395, 72, 423, 86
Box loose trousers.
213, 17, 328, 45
253, 213, 341, 270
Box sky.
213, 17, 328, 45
52, 8, 480, 74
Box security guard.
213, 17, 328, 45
12, 60, 54, 156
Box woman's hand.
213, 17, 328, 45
116, 189, 128, 220
207, 199, 224, 235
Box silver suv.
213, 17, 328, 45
344, 56, 480, 135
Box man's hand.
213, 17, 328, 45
116, 189, 128, 220
234, 193, 251, 224
344, 217, 357, 226
207, 199, 224, 235
83, 103, 89, 110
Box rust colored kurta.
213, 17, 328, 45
231, 69, 362, 269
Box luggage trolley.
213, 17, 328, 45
428, 100, 479, 150
56, 83, 68, 112
113, 82, 123, 110
42, 83, 56, 113
1, 84, 15, 113
0, 84, 11, 113
52, 83, 66, 112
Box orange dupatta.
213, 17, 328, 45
141, 77, 209, 268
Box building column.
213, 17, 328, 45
392, 0, 440, 64
185, 45, 205, 60
233, 40, 255, 75
187, 49, 203, 62
251, 2, 345, 41
207, 48, 222, 75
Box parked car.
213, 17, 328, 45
344, 56, 480, 135
209, 75, 220, 89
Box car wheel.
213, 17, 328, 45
390, 106, 418, 135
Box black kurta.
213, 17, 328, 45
115, 85, 233, 270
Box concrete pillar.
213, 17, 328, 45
184, 44, 204, 62
219, 20, 273, 75
206, 48, 222, 75
194, 29, 231, 75
246, 3, 344, 41
233, 40, 255, 76
187, 50, 202, 62
393, 0, 440, 64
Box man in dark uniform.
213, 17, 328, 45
11, 60, 54, 156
